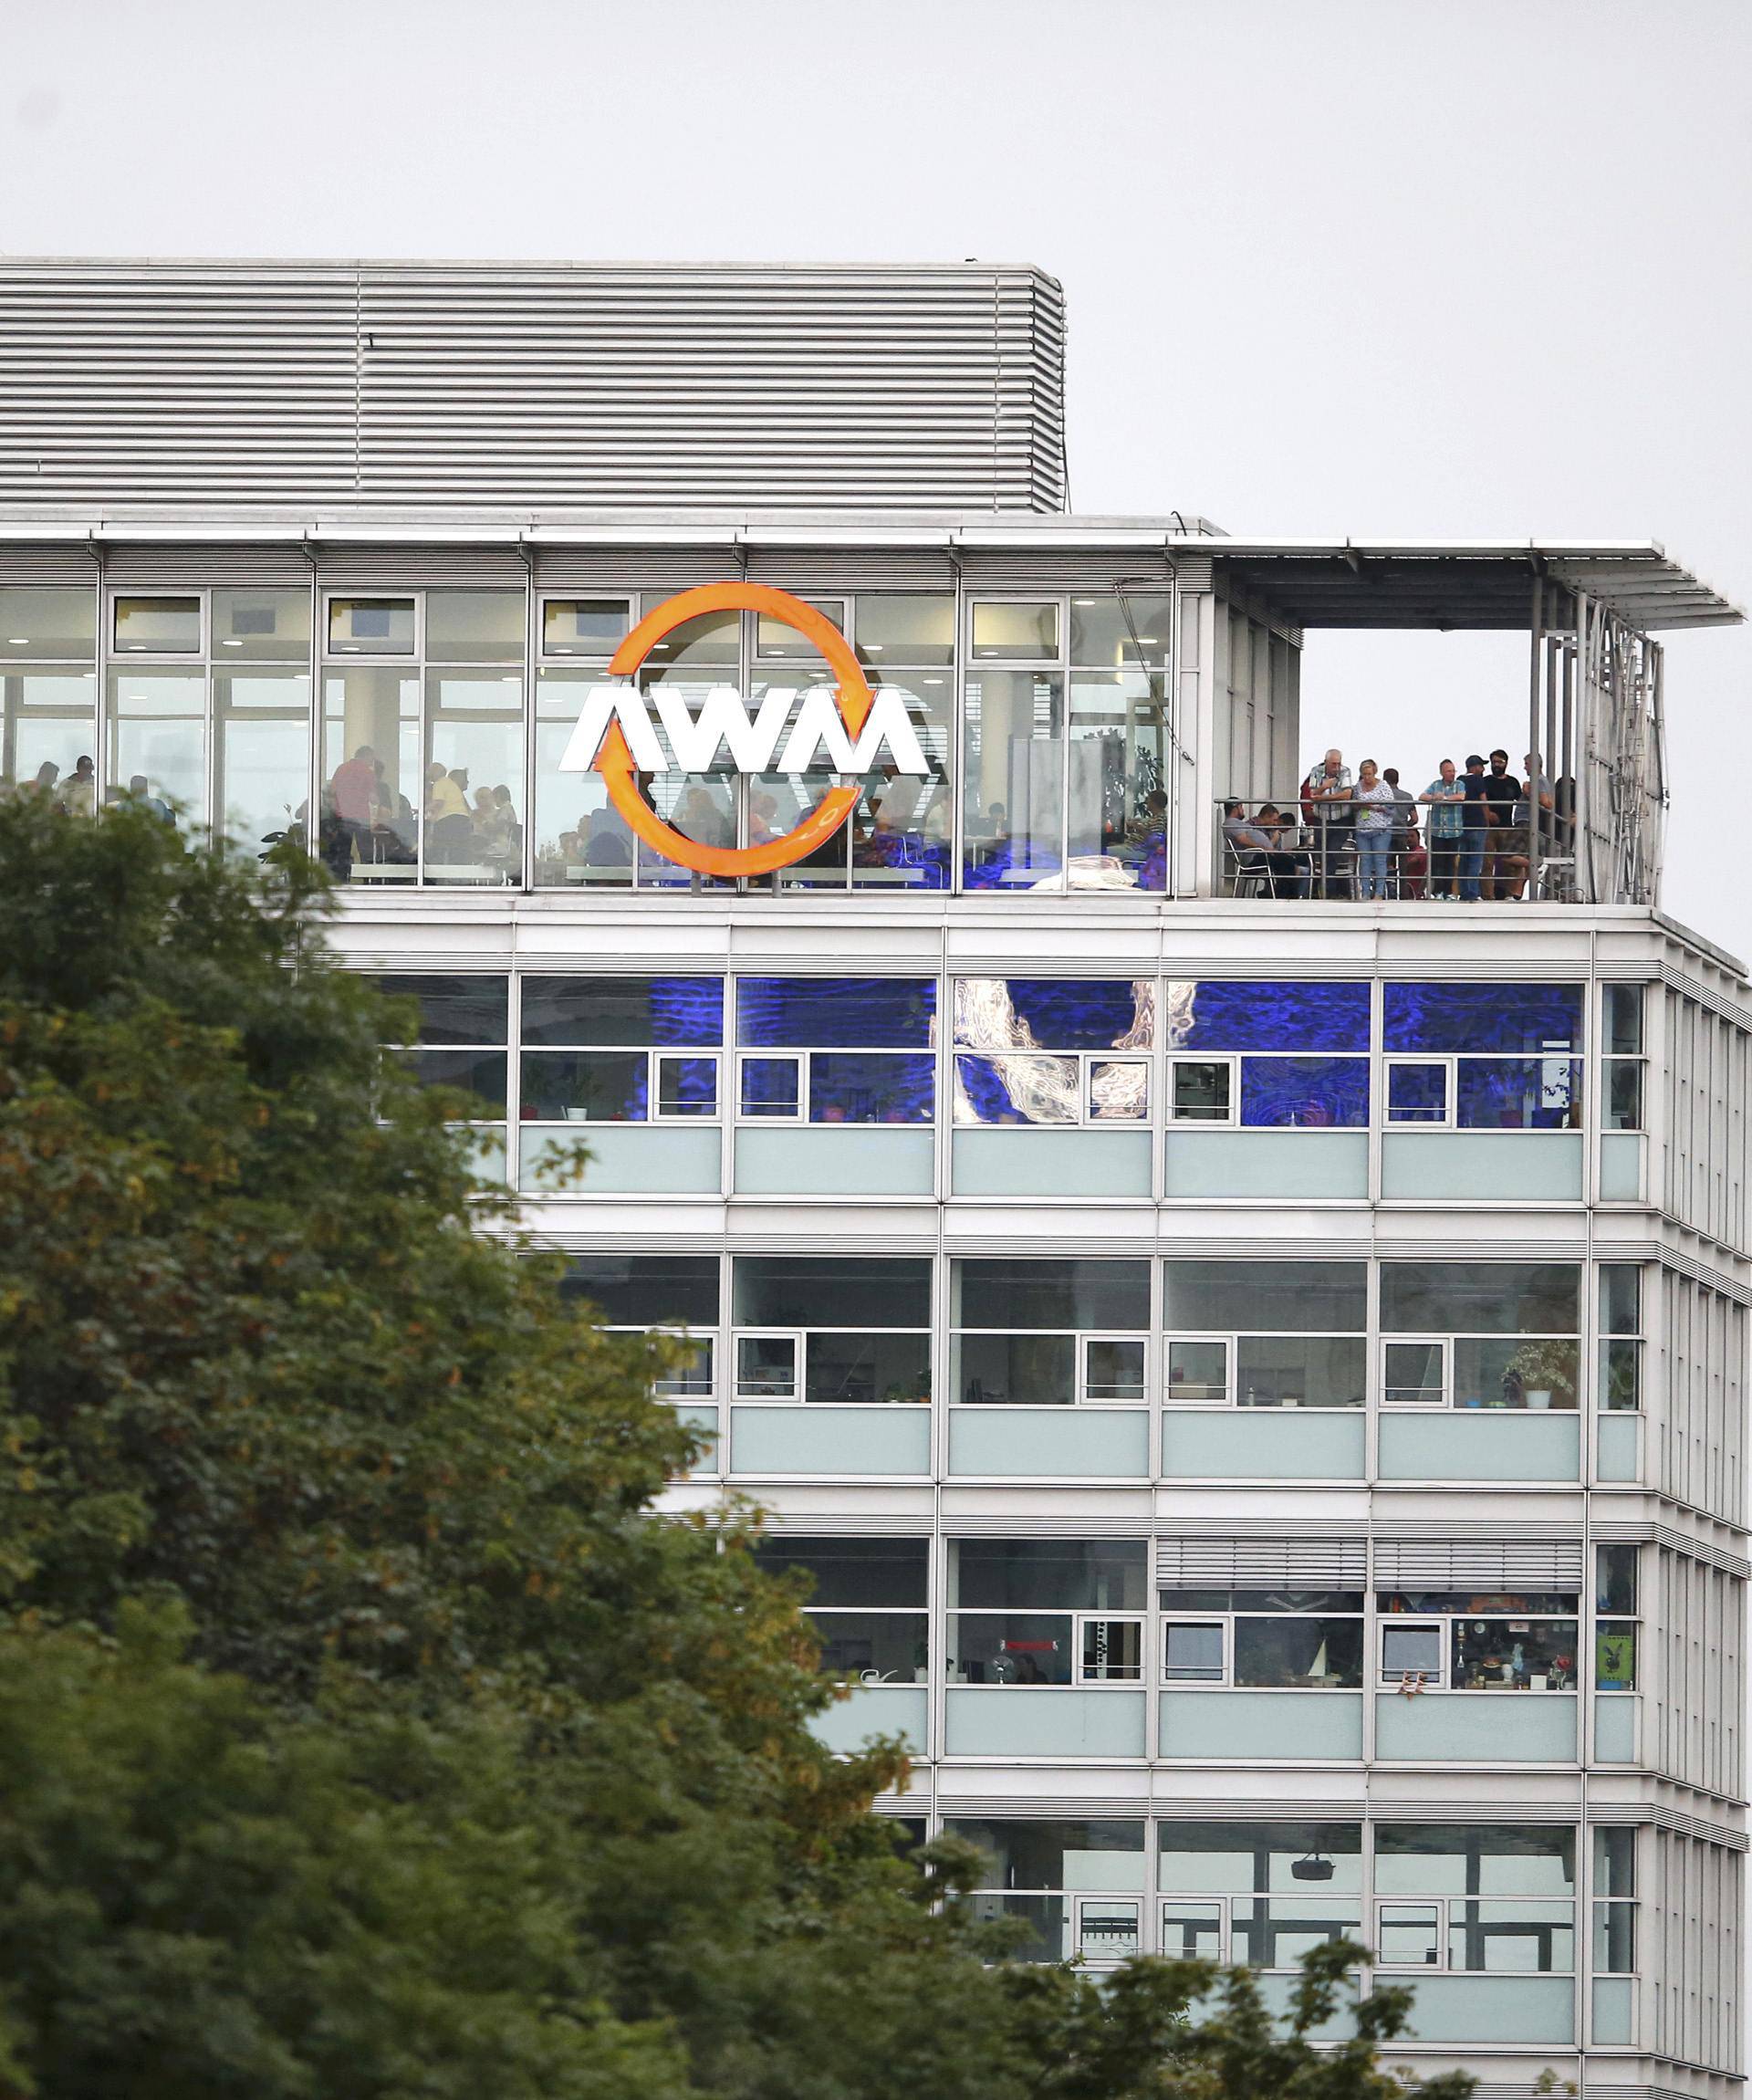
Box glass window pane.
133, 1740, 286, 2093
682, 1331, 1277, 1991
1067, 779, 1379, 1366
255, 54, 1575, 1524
106, 667, 205, 826
949, 1614, 1073, 1684
1453, 1334, 1579, 1409
1165, 980, 1371, 1054
1383, 1340, 1444, 1405
212, 588, 311, 662
962, 669, 1064, 888
1165, 1262, 1366, 1333
1603, 984, 1643, 1056
1237, 1896, 1363, 1969
1067, 670, 1170, 888
1381, 1263, 1579, 1336
1383, 983, 1583, 1054
542, 599, 631, 656
114, 595, 199, 653
1455, 1055, 1581, 1129
737, 977, 935, 1050
1601, 1337, 1642, 1411
1233, 1616, 1362, 1688
952, 1539, 1147, 1613
520, 1050, 647, 1122
1078, 1899, 1142, 1960
1163, 1622, 1225, 1682
1592, 1901, 1636, 1973
1382, 1625, 1442, 1679
805, 1330, 931, 1405
737, 1333, 796, 1397
1172, 1060, 1231, 1120
2, 670, 98, 800
955, 1259, 1151, 1332
1158, 1823, 1362, 1895
735, 1256, 930, 1331
754, 1536, 929, 1609
1606, 1060, 1643, 1131
956, 977, 1155, 1053
1088, 1059, 1149, 1121
1596, 1543, 1638, 1614
848, 670, 954, 893
945, 1820, 1145, 1893
956, 1332, 1077, 1405
655, 1054, 718, 1117
533, 670, 633, 888
740, 1056, 800, 1117
1378, 1905, 1442, 1967
1592, 1829, 1635, 1899
373, 974, 508, 1044
322, 669, 419, 880
855, 592, 954, 666
971, 601, 1058, 661
422, 671, 523, 884
1161, 1903, 1224, 1959
521, 977, 723, 1047
1081, 1619, 1142, 1681
1452, 1619, 1578, 1689
1069, 592, 1173, 669
1373, 1825, 1574, 1896
425, 590, 524, 663
0, 586, 95, 659
954, 1052, 1078, 1125
807, 1610, 929, 1681
1240, 1055, 1369, 1127
1449, 1902, 1572, 1973
808, 1051, 933, 1123
1235, 1334, 1365, 1408
559, 1253, 720, 1328
397, 1048, 507, 1115
1388, 1062, 1449, 1123
328, 598, 414, 655
1085, 1338, 1146, 1402
213, 667, 310, 848
1595, 1623, 1637, 1690
1167, 1339, 1227, 1401
639, 604, 737, 669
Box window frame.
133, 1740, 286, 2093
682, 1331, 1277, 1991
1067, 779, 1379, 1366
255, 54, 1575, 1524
952, 1046, 1152, 1128
1376, 1597, 1581, 1692
110, 590, 207, 659
1383, 1055, 1455, 1128
944, 1608, 1146, 1688
731, 1324, 932, 1407
321, 590, 422, 661
519, 1044, 721, 1125
1162, 1329, 1367, 1411
1162, 1599, 1367, 1691
1371, 1894, 1577, 1975
1166, 1052, 1236, 1125
537, 594, 634, 661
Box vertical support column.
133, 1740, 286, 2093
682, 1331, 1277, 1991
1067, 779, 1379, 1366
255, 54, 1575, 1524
1184, 590, 1215, 896
1574, 591, 1594, 903
1528, 575, 1545, 898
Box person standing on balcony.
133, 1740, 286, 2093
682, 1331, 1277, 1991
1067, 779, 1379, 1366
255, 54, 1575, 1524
1456, 755, 1490, 901
1299, 747, 1353, 897
1481, 747, 1524, 898
1352, 760, 1395, 899
1418, 758, 1466, 898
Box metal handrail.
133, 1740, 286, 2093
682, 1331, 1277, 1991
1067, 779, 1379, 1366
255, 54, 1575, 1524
1214, 799, 1578, 903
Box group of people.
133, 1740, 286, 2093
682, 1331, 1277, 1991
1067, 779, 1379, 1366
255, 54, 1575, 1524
17, 757, 174, 824
1225, 747, 1571, 902
324, 745, 521, 879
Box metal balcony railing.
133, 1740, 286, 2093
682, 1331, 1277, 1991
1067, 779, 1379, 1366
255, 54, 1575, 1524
1215, 799, 1580, 904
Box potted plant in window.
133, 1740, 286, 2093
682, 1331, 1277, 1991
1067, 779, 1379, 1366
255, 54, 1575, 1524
1504, 1340, 1578, 1411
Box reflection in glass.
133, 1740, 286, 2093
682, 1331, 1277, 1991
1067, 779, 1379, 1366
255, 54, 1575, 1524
1068, 670, 1169, 888
971, 601, 1058, 660
542, 599, 631, 656
1172, 1060, 1231, 1120
0, 586, 96, 660
1167, 1339, 1227, 1401
424, 590, 524, 663
957, 1331, 1077, 1405
1069, 592, 1173, 668
1387, 1062, 1448, 1123
856, 593, 955, 665
106, 667, 205, 826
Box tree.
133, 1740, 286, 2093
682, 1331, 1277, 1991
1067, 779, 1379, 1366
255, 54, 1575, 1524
0, 796, 1475, 2100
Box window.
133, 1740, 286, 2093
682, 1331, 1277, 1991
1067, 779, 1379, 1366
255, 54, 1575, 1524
735, 977, 934, 1123
952, 1259, 1149, 1405
949, 1820, 1146, 1965
754, 1537, 928, 1683
1376, 1590, 1580, 1692
113, 594, 201, 654
1164, 1262, 1366, 1408
1381, 1263, 1580, 1410
328, 597, 415, 655
1595, 1546, 1638, 1691
558, 1253, 719, 1398
1599, 1266, 1642, 1412
953, 977, 1153, 1125
946, 1540, 1145, 1686
375, 973, 509, 1175
962, 594, 1168, 893
1163, 980, 1371, 1128
534, 601, 633, 887
1160, 1589, 1364, 1689
1382, 984, 1583, 1129
106, 666, 207, 828
1591, 1830, 1636, 1975
520, 975, 722, 1123
0, 587, 97, 805
210, 594, 313, 847
1374, 1825, 1574, 1973
1159, 1823, 1361, 1968
1601, 985, 1645, 1131
733, 1256, 930, 1405
212, 588, 311, 662
541, 599, 631, 660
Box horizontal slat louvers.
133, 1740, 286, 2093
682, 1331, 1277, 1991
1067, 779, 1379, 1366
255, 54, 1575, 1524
1371, 1539, 1583, 1589
1156, 1537, 1368, 1590
0, 263, 1067, 513
102, 543, 312, 588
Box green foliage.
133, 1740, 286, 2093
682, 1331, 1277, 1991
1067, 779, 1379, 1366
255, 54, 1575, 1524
0, 797, 1476, 2100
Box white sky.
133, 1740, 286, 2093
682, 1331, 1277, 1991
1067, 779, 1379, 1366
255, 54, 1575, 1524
3, 0, 1747, 955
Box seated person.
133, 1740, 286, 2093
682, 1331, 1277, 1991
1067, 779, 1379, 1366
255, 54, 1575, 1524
1223, 801, 1309, 897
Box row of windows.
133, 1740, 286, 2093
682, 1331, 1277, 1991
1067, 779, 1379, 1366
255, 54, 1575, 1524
380, 974, 1646, 1135
567, 1254, 1645, 1414
3, 584, 1186, 893
756, 1539, 1641, 1695
895, 1817, 1634, 1978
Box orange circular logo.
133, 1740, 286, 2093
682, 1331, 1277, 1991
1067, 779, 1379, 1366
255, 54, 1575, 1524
594, 582, 878, 878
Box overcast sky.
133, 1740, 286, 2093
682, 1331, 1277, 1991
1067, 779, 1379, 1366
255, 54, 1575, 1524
3, 0, 1747, 953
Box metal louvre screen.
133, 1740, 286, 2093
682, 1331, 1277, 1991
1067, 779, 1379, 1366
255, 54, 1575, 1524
1371, 1540, 1583, 1589
0, 261, 1069, 513
1157, 1539, 1369, 1590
